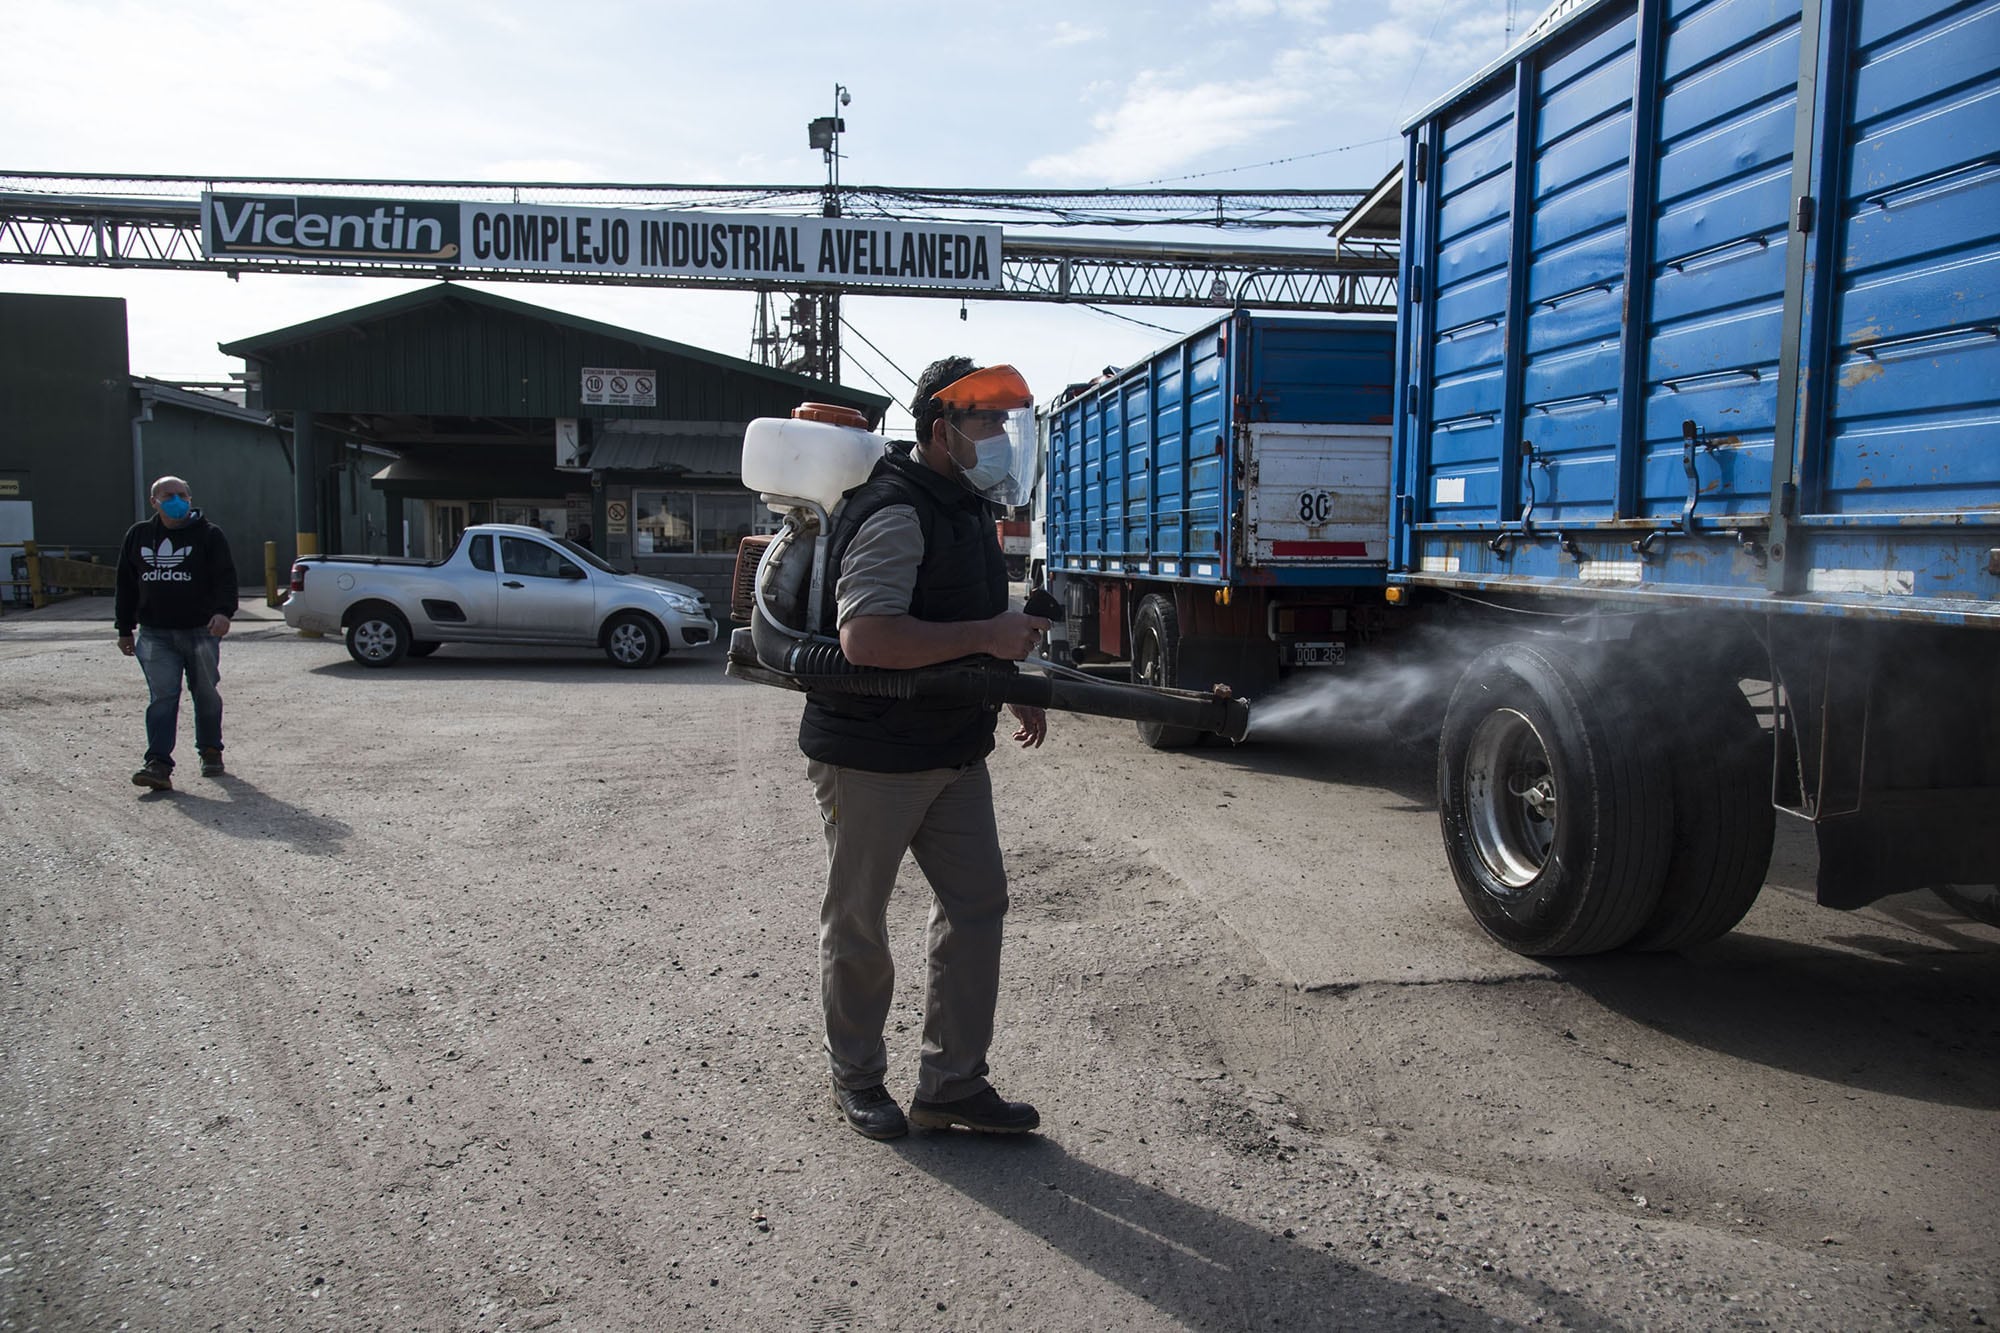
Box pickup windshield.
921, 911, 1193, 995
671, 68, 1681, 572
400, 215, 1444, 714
557, 538, 619, 574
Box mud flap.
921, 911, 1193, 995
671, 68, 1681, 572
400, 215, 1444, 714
1813, 789, 2000, 909
1175, 635, 1279, 699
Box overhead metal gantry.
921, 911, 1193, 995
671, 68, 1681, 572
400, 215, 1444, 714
0, 174, 1398, 314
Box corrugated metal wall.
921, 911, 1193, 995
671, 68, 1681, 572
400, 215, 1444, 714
0, 293, 134, 560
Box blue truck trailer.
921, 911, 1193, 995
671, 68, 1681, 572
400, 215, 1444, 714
1044, 0, 1999, 954
1042, 313, 1399, 744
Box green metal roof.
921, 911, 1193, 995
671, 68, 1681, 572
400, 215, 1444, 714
218, 283, 889, 422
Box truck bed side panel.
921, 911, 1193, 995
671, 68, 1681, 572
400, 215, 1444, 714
1048, 313, 1395, 587
1815, 0, 2000, 516
1395, 0, 2000, 626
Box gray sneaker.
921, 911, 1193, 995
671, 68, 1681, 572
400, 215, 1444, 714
199, 749, 225, 777
131, 759, 172, 791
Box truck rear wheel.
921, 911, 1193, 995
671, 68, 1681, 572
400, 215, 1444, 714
1133, 594, 1200, 750
1627, 676, 1774, 950
1438, 640, 1674, 956
345, 603, 411, 668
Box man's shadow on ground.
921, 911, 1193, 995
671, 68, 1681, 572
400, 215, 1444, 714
897, 1133, 1614, 1331
138, 773, 351, 856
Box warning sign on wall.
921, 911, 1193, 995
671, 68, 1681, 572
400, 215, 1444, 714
582, 368, 656, 407
605, 499, 629, 535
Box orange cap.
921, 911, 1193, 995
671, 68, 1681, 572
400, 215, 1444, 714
792, 402, 871, 428
933, 364, 1032, 412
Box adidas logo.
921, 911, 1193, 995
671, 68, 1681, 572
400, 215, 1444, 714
141, 538, 194, 582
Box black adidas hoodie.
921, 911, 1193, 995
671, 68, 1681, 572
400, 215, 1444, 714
113, 511, 240, 635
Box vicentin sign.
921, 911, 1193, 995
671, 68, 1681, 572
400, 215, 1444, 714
202, 194, 461, 261
200, 192, 1003, 290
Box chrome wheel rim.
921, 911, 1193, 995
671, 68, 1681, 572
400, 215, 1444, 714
608, 622, 650, 663
354, 620, 398, 661
1464, 707, 1557, 889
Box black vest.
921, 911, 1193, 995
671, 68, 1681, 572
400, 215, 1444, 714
798, 449, 1008, 772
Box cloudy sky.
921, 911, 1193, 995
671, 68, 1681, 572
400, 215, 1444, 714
3, 0, 1522, 430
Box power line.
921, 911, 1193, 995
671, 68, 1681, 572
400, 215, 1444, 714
839, 346, 904, 413
1083, 304, 1185, 335
837, 315, 917, 387
1120, 136, 1398, 189
0, 173, 1365, 229
1396, 1, 1455, 122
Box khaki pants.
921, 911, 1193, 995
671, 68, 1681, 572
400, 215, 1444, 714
809, 758, 1009, 1103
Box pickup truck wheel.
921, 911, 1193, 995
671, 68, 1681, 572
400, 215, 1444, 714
345, 604, 411, 668
603, 613, 663, 669
408, 640, 441, 659
1626, 675, 1774, 951
1438, 640, 1674, 956
1133, 594, 1200, 750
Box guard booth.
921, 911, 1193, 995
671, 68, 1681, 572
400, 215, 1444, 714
221, 284, 886, 607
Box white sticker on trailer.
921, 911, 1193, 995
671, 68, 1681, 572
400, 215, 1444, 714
1418, 555, 1460, 573
1434, 475, 1467, 505
1578, 561, 1644, 584
1806, 568, 1915, 596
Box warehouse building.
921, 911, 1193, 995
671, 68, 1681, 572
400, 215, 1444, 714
220, 284, 888, 606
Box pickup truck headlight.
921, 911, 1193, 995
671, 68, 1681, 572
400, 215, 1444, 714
657, 590, 705, 616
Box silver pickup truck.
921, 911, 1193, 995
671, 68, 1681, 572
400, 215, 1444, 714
283, 523, 716, 668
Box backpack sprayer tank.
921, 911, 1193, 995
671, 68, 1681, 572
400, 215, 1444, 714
725, 404, 1250, 743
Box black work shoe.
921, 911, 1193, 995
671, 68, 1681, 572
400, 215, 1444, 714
131, 759, 172, 791
199, 749, 225, 777
908, 1087, 1040, 1134
832, 1083, 908, 1141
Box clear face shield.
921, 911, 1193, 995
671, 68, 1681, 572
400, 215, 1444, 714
931, 364, 1039, 508
945, 406, 1039, 507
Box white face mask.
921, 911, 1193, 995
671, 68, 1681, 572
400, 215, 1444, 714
954, 429, 1013, 492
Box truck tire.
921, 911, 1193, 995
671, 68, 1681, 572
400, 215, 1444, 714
1626, 677, 1774, 951
345, 603, 411, 668
1133, 594, 1200, 750
1437, 639, 1674, 956
408, 640, 442, 659
603, 613, 663, 669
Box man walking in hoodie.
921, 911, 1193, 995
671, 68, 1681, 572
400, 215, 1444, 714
114, 475, 240, 791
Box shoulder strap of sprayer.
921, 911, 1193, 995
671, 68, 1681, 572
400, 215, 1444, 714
816, 456, 938, 635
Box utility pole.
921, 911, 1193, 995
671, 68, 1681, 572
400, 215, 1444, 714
749, 83, 848, 383
803, 82, 849, 384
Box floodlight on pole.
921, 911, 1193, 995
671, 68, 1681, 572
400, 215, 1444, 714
808, 83, 850, 176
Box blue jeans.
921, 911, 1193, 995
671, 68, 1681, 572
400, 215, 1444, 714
134, 627, 223, 767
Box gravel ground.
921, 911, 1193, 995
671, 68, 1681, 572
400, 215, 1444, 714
2, 595, 1995, 1331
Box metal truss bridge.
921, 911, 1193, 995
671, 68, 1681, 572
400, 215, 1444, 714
0, 174, 1398, 314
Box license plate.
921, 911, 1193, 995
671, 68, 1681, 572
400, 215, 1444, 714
1293, 642, 1345, 666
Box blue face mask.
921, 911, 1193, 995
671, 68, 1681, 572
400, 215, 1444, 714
950, 426, 1013, 494
160, 495, 192, 521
